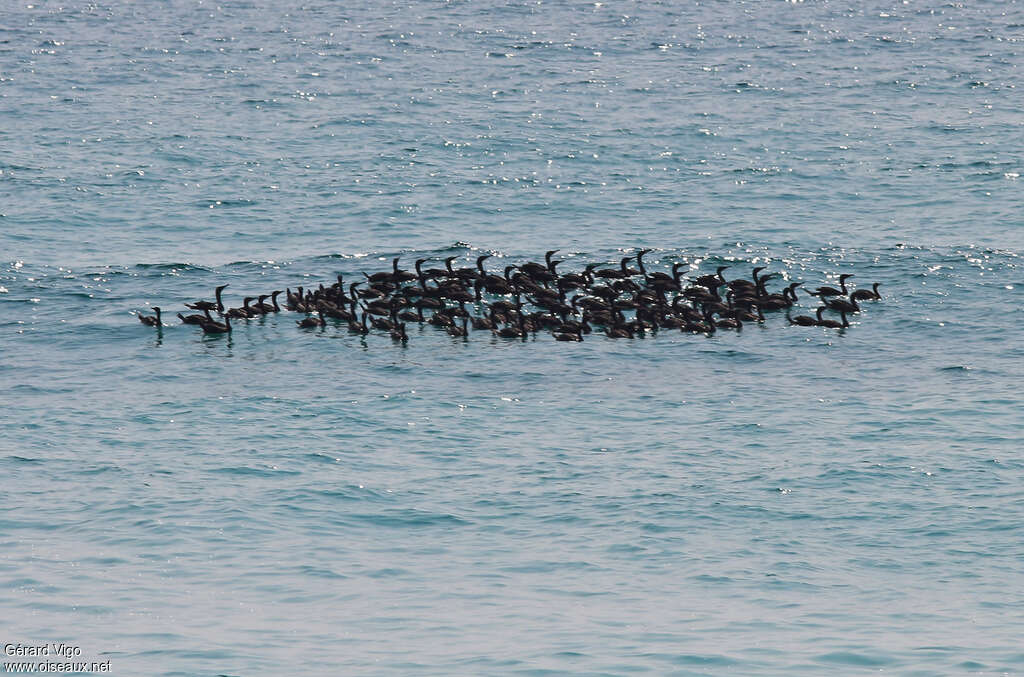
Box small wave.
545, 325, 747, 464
194, 198, 259, 209
816, 651, 894, 666
669, 653, 739, 666
209, 466, 301, 478
3, 455, 44, 465
350, 509, 468, 528
79, 465, 125, 476
295, 565, 348, 580
134, 262, 212, 272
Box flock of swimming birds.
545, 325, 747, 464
136, 250, 882, 342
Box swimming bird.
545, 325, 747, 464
390, 322, 409, 342
518, 250, 558, 276
471, 311, 496, 331
850, 282, 882, 302
185, 285, 229, 313
553, 327, 584, 341
372, 315, 396, 331
391, 257, 417, 283
824, 297, 860, 314
138, 307, 162, 326
177, 311, 206, 325
249, 294, 271, 315
447, 317, 469, 337
638, 251, 685, 290
214, 284, 228, 313
285, 287, 305, 311
805, 274, 854, 299
199, 313, 231, 334
366, 257, 401, 284
415, 258, 449, 282
494, 313, 526, 338
726, 267, 765, 295
397, 304, 424, 323
594, 256, 639, 279
225, 297, 257, 319
815, 306, 849, 328
457, 254, 489, 281
348, 312, 370, 335
694, 266, 729, 289
759, 282, 802, 310
604, 324, 634, 338
712, 311, 743, 330
296, 310, 326, 328
320, 300, 354, 321
787, 309, 818, 326
258, 290, 283, 313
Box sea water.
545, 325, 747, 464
1, 1, 1022, 674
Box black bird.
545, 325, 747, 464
177, 311, 206, 325
225, 297, 257, 319
604, 324, 633, 338
694, 266, 729, 289
553, 327, 583, 341
214, 284, 229, 313
138, 307, 162, 326
249, 295, 272, 315
806, 274, 854, 299
712, 311, 743, 330
390, 322, 409, 342
416, 258, 450, 281
366, 257, 402, 283
200, 313, 231, 334
368, 311, 395, 331
494, 313, 526, 338
257, 290, 283, 312
391, 257, 417, 283
185, 285, 229, 313
788, 309, 818, 326
815, 306, 849, 329
520, 250, 559, 277
349, 312, 370, 335
449, 255, 488, 281
760, 282, 802, 310
850, 282, 882, 302
297, 310, 326, 328
447, 317, 469, 338
638, 251, 685, 289
825, 297, 860, 314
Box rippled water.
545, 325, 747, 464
2, 1, 1023, 675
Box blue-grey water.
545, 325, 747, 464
2, 1, 1023, 674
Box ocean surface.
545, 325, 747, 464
2, 0, 1023, 674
